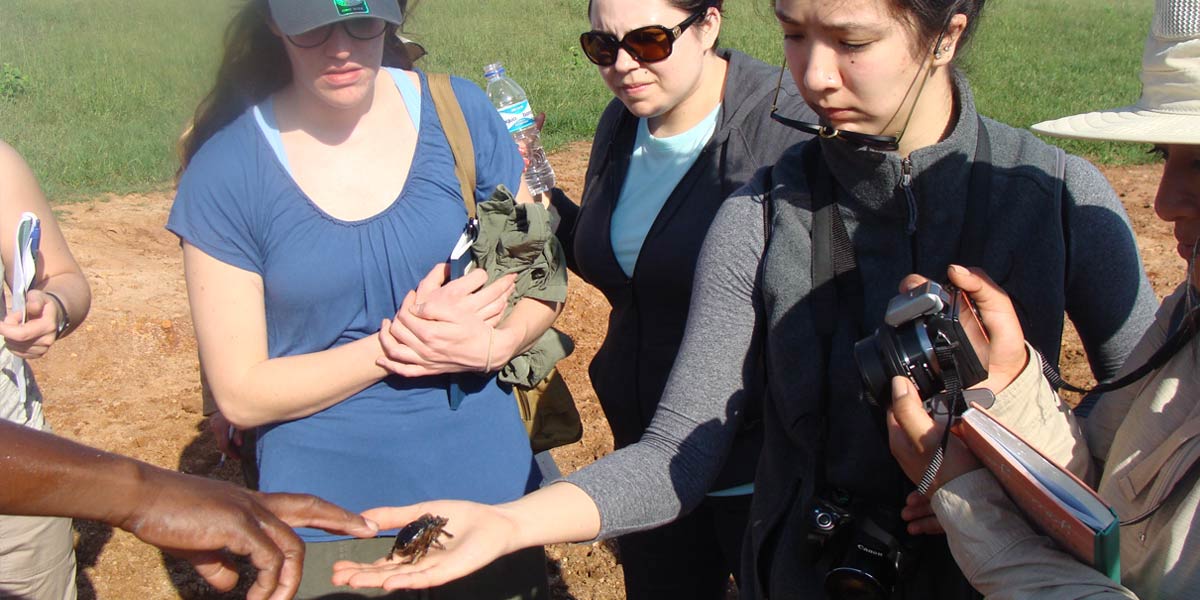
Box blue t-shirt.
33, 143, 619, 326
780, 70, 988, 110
610, 104, 719, 277
168, 70, 537, 541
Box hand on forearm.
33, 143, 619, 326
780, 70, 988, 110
376, 264, 542, 376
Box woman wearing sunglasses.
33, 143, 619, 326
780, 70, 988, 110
169, 0, 558, 597
547, 0, 813, 596
333, 0, 1157, 598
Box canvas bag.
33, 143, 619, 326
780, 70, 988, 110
427, 72, 582, 452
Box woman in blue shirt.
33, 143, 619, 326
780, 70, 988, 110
169, 0, 558, 597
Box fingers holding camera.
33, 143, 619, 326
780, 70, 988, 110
887, 376, 981, 497
944, 265, 1029, 395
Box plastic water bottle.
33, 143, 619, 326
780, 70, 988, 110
483, 62, 556, 195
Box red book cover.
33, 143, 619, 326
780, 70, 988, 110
955, 403, 1120, 580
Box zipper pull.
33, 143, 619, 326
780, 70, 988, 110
900, 158, 918, 235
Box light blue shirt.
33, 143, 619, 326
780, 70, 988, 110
254, 67, 422, 174
610, 105, 720, 277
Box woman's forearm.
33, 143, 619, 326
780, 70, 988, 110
215, 334, 388, 428
497, 481, 602, 552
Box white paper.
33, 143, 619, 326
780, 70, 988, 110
11, 212, 40, 321
10, 211, 40, 401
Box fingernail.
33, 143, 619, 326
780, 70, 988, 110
949, 264, 968, 276
891, 377, 909, 399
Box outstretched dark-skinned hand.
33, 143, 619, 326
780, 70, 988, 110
0, 420, 378, 600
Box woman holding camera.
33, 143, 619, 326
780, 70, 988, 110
547, 0, 812, 595
170, 0, 559, 596
333, 0, 1156, 597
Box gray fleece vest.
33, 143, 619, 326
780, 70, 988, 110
744, 78, 1151, 599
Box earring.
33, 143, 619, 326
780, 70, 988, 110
935, 44, 951, 58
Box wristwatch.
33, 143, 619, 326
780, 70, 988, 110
44, 291, 69, 338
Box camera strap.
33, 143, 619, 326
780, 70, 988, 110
916, 345, 969, 496
1044, 300, 1199, 398
810, 146, 864, 342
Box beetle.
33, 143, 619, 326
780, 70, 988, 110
386, 513, 453, 564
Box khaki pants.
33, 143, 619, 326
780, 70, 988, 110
0, 514, 77, 600
297, 537, 547, 599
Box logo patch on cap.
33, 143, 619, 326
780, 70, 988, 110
333, 0, 370, 16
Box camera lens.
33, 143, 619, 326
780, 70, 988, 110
825, 529, 897, 600
825, 567, 889, 600
854, 322, 940, 406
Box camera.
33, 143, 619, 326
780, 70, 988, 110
808, 497, 911, 600
825, 517, 909, 600
853, 281, 990, 408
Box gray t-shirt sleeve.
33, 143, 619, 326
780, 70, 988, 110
1060, 155, 1158, 382
564, 177, 768, 539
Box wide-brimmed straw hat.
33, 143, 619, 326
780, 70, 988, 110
268, 0, 404, 37
1032, 0, 1200, 145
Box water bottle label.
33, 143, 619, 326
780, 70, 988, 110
497, 100, 536, 133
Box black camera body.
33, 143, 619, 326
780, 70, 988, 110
808, 497, 912, 600
854, 281, 990, 409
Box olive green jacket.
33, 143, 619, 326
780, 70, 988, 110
472, 186, 571, 388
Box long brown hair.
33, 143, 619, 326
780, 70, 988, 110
176, 0, 416, 177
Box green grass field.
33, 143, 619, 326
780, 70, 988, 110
0, 0, 1155, 201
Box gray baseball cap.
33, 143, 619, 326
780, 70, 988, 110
268, 0, 404, 36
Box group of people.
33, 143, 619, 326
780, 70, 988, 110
1, 0, 1197, 599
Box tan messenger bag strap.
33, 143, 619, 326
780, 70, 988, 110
426, 72, 477, 219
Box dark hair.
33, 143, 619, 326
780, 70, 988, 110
885, 0, 985, 58
177, 0, 415, 175
586, 0, 725, 49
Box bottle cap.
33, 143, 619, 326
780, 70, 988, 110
483, 62, 506, 80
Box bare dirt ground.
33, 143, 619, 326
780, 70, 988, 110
34, 141, 1180, 599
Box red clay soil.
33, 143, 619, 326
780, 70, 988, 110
32, 142, 1181, 599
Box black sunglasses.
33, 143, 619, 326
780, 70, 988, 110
579, 10, 707, 67
286, 18, 388, 49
